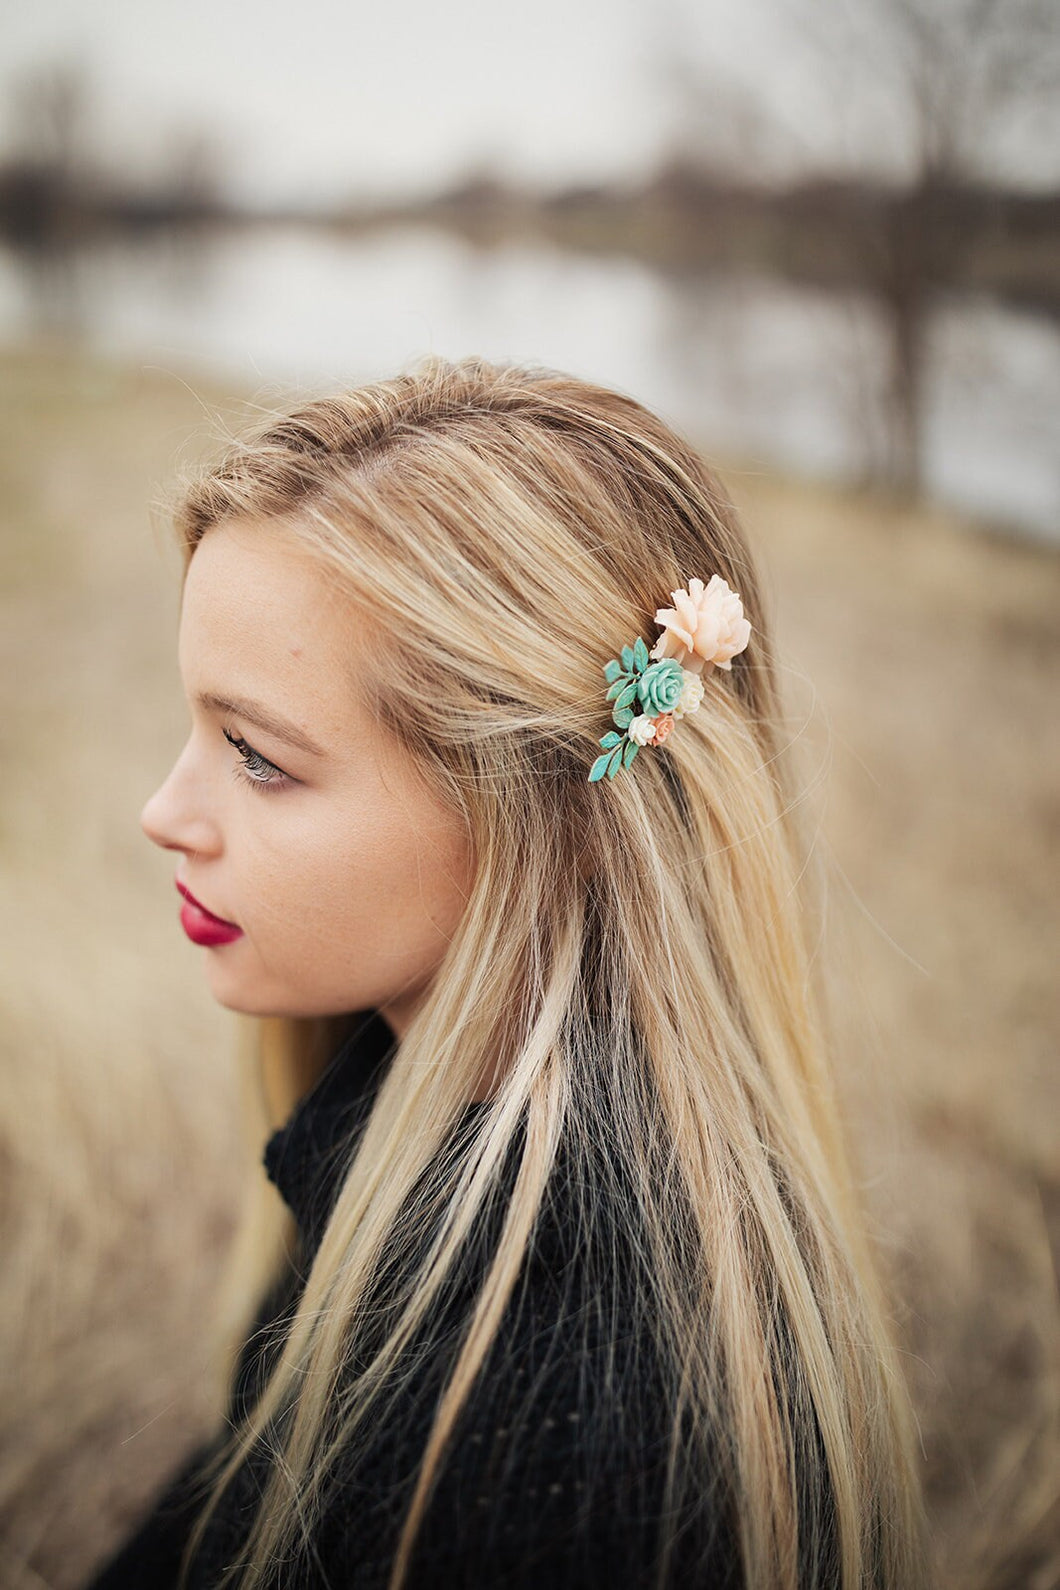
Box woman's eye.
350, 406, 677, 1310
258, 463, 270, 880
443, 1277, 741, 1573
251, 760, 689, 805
222, 726, 289, 792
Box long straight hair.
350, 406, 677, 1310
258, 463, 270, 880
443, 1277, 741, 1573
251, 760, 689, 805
169, 356, 927, 1589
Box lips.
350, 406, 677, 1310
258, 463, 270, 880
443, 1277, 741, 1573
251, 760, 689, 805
175, 879, 244, 946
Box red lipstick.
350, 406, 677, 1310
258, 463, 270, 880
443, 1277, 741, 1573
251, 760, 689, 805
175, 879, 244, 946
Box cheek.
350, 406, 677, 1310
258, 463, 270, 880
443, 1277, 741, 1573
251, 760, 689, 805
331, 798, 471, 946
248, 791, 470, 967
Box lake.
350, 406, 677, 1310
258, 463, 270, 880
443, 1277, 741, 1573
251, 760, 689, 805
1, 222, 1056, 544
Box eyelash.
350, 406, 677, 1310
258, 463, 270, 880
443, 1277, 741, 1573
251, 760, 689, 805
222, 726, 289, 793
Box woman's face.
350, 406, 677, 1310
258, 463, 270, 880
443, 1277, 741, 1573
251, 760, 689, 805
140, 517, 475, 1039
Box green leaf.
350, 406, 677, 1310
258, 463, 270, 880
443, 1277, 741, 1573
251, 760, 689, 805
606, 745, 625, 779
588, 751, 613, 782
633, 636, 649, 671
615, 680, 638, 710
605, 676, 631, 702
622, 737, 640, 767
612, 704, 634, 729
603, 658, 624, 683
620, 644, 634, 672
599, 731, 622, 749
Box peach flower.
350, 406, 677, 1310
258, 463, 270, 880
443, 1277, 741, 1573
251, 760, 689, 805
651, 713, 675, 745
649, 575, 751, 675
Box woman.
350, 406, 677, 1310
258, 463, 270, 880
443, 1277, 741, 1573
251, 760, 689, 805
89, 356, 927, 1589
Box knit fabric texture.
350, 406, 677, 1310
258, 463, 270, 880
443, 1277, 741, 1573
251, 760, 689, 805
87, 1011, 742, 1589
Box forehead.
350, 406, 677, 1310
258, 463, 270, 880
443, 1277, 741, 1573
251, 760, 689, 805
178, 520, 364, 730
181, 518, 333, 627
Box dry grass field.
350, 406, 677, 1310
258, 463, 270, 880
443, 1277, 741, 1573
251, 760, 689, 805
1, 342, 1057, 1589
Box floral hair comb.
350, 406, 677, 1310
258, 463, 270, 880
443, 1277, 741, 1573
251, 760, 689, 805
588, 575, 751, 783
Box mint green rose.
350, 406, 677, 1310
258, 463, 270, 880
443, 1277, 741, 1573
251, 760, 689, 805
637, 659, 684, 715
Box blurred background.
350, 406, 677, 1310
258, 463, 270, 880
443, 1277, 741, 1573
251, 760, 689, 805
0, 2, 1057, 1587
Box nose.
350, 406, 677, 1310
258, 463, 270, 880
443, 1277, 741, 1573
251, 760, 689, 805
140, 741, 222, 858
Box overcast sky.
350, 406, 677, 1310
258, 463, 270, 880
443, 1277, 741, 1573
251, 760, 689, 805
4, 0, 1058, 204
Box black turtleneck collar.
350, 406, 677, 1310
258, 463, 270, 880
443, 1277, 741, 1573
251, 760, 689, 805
262, 1008, 399, 1258
252, 1015, 623, 1422
262, 1009, 502, 1265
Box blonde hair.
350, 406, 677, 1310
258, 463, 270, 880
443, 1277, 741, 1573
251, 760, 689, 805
169, 356, 927, 1588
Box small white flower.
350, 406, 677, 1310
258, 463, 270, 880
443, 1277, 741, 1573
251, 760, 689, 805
627, 714, 658, 746
672, 669, 705, 720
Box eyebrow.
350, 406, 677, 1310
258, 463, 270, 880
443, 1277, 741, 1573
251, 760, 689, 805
195, 692, 327, 757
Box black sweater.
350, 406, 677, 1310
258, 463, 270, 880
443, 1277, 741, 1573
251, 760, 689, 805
86, 1011, 742, 1589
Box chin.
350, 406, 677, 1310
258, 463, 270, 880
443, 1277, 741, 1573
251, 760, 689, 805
208, 987, 270, 1016
203, 965, 280, 1017
206, 979, 358, 1023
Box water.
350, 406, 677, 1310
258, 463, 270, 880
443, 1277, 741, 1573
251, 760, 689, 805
1, 223, 1056, 543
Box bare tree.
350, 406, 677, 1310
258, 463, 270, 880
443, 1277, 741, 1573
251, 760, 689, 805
645, 6, 810, 184
792, 0, 1060, 488
0, 56, 104, 258
643, 0, 1060, 493
8, 56, 97, 186
815, 0, 1060, 187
